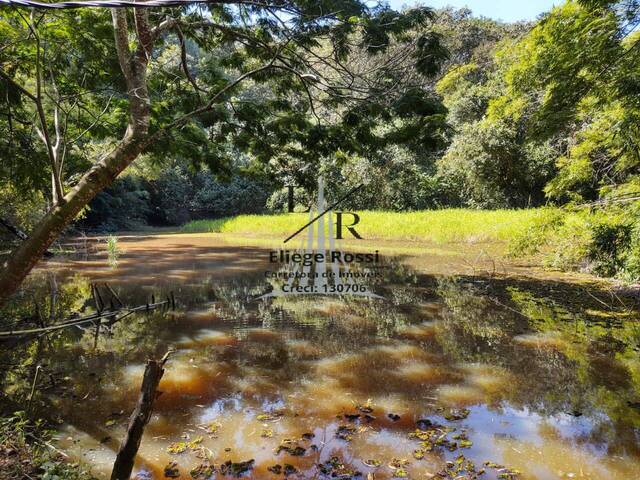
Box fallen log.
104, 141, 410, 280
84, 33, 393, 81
110, 351, 171, 480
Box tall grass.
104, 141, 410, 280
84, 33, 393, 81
181, 208, 563, 244
106, 235, 120, 268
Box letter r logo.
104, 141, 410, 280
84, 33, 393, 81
335, 212, 363, 239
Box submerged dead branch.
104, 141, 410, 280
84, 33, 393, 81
110, 350, 172, 480
0, 294, 174, 339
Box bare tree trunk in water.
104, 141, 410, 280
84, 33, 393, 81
0, 9, 150, 305
110, 352, 170, 480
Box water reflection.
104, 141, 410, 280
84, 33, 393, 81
1, 239, 639, 479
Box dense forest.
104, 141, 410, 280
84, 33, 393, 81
3, 3, 640, 480
2, 0, 640, 285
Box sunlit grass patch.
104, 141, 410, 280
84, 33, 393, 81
181, 208, 560, 244
180, 218, 231, 233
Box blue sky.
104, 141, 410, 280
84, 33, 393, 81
387, 0, 561, 22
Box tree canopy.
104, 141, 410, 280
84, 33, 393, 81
0, 0, 454, 301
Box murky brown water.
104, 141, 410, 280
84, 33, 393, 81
1, 234, 640, 480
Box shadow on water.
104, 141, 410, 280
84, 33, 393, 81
1, 237, 640, 479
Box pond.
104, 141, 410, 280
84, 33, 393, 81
1, 234, 640, 480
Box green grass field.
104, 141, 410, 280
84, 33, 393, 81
181, 208, 561, 244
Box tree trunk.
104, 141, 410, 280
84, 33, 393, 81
0, 136, 146, 304
0, 9, 150, 306
0, 8, 273, 306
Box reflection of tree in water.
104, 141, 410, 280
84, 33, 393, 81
3, 258, 640, 470
264, 285, 428, 354
433, 277, 640, 458
0, 273, 181, 417
436, 278, 525, 354
437, 278, 586, 402
1, 273, 92, 406
0, 272, 91, 331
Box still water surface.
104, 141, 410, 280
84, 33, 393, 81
1, 234, 639, 480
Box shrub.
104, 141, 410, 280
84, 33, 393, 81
266, 187, 312, 213
191, 174, 269, 218
79, 175, 151, 231
148, 166, 192, 226
106, 235, 120, 269
0, 182, 47, 245
508, 208, 591, 270
588, 221, 632, 277
619, 233, 640, 283
508, 208, 567, 257
0, 412, 95, 480
509, 205, 640, 282
78, 167, 270, 230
